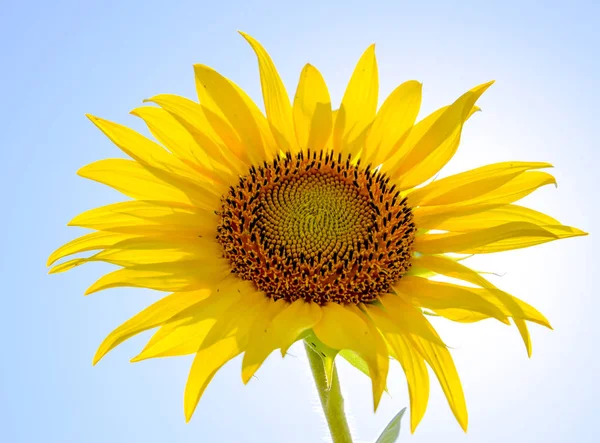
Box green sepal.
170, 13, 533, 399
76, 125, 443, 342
375, 408, 406, 443
339, 349, 389, 393
304, 332, 339, 388
339, 349, 369, 378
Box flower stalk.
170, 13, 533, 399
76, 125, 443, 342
305, 341, 353, 443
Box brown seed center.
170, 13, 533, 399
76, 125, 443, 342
216, 150, 415, 305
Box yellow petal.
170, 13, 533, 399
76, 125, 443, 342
130, 106, 218, 177
334, 44, 378, 156
93, 289, 212, 364
242, 299, 322, 383
86, 115, 224, 208
465, 171, 556, 205
241, 299, 288, 383
276, 300, 323, 356
145, 94, 246, 177
411, 255, 551, 325
84, 260, 231, 295
384, 106, 445, 171
414, 221, 561, 254
404, 255, 553, 357
413, 204, 560, 231
394, 276, 509, 324
396, 123, 459, 190
379, 295, 468, 431
47, 231, 135, 267
426, 308, 488, 323
184, 335, 243, 422
132, 281, 244, 361
239, 32, 297, 153
313, 303, 389, 410
194, 64, 266, 165
87, 237, 222, 267
411, 324, 467, 431
377, 293, 445, 347
293, 64, 332, 152
48, 257, 88, 274
363, 81, 422, 166
408, 161, 552, 207
68, 201, 218, 237
87, 115, 201, 181
231, 82, 279, 160
390, 81, 494, 188
200, 291, 271, 351
365, 304, 430, 433
78, 159, 202, 206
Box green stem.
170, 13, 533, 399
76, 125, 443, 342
305, 341, 353, 443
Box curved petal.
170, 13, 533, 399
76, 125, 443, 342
241, 299, 322, 383
93, 289, 212, 364
293, 64, 332, 152
78, 159, 212, 207
363, 81, 422, 166
78, 237, 222, 267
413, 204, 560, 231
68, 201, 218, 237
48, 237, 222, 274
184, 335, 243, 422
239, 32, 297, 154
394, 276, 509, 324
388, 81, 493, 188
47, 231, 136, 267
87, 115, 212, 184
84, 260, 231, 295
201, 291, 272, 351
231, 82, 279, 160
334, 44, 378, 156
379, 295, 468, 431
194, 64, 266, 165
130, 106, 220, 179
145, 94, 246, 177
313, 303, 389, 410
365, 304, 430, 433
411, 256, 551, 325
465, 171, 556, 205
414, 221, 561, 254
241, 299, 288, 383
407, 161, 552, 207
132, 281, 245, 361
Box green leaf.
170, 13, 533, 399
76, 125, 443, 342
375, 408, 407, 443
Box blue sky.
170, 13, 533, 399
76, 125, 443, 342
1, 0, 598, 442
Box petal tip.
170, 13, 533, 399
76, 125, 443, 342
92, 351, 104, 366
130, 354, 144, 363
84, 283, 99, 296
241, 370, 253, 385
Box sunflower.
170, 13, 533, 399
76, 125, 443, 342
48, 32, 586, 433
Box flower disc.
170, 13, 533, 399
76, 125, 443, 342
216, 149, 416, 304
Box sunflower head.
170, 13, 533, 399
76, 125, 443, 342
48, 31, 586, 433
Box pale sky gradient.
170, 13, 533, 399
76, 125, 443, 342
1, 1, 598, 442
